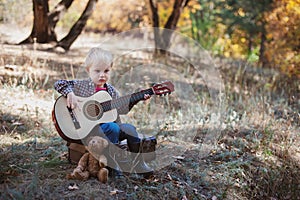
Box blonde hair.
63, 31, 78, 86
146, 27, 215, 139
84, 47, 114, 69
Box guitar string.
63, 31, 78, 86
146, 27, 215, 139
99, 89, 151, 111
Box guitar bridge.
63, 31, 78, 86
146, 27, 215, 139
67, 107, 81, 129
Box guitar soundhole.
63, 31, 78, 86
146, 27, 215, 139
83, 101, 103, 120
87, 104, 100, 117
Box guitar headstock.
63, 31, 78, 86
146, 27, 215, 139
152, 81, 175, 95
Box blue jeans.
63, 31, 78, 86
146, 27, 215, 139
99, 122, 140, 144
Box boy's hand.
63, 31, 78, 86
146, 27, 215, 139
67, 92, 79, 109
144, 94, 151, 100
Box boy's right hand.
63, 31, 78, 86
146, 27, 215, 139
67, 92, 79, 109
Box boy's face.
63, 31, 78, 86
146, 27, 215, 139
87, 61, 112, 87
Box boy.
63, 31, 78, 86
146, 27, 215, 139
54, 47, 153, 178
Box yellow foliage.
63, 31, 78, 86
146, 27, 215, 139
238, 8, 245, 17
86, 0, 148, 32
265, 0, 300, 77
189, 1, 201, 13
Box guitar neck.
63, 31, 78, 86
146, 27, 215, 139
101, 88, 154, 112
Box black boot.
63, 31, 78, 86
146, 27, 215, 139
106, 144, 124, 179
127, 142, 154, 178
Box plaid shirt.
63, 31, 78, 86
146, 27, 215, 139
54, 78, 118, 98
54, 78, 131, 116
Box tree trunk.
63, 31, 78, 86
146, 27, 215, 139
20, 0, 54, 44
248, 35, 252, 55
149, 0, 190, 55
259, 25, 267, 67
20, 0, 74, 44
165, 0, 189, 30
48, 0, 74, 42
149, 0, 161, 53
57, 0, 98, 51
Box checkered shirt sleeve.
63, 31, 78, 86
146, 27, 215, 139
54, 79, 77, 96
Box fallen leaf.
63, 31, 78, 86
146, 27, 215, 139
172, 156, 185, 160
110, 189, 124, 195
5, 64, 17, 71
68, 183, 79, 190
12, 122, 24, 126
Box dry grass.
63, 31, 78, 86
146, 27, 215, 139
0, 42, 299, 200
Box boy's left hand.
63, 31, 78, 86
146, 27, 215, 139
144, 94, 151, 100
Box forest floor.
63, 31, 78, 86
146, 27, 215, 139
0, 24, 299, 200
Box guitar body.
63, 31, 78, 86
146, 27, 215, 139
52, 91, 118, 142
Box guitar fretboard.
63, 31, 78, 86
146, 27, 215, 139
100, 88, 154, 112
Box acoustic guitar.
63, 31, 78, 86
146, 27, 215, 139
52, 81, 174, 143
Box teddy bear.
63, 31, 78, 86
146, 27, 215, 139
67, 136, 109, 183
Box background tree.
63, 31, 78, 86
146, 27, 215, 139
20, 0, 54, 44
148, 0, 191, 55
215, 0, 274, 66
20, 0, 98, 51
265, 0, 300, 77
57, 0, 98, 51
2, 0, 298, 77
189, 0, 219, 50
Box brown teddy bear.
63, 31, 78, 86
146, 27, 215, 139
67, 136, 109, 183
